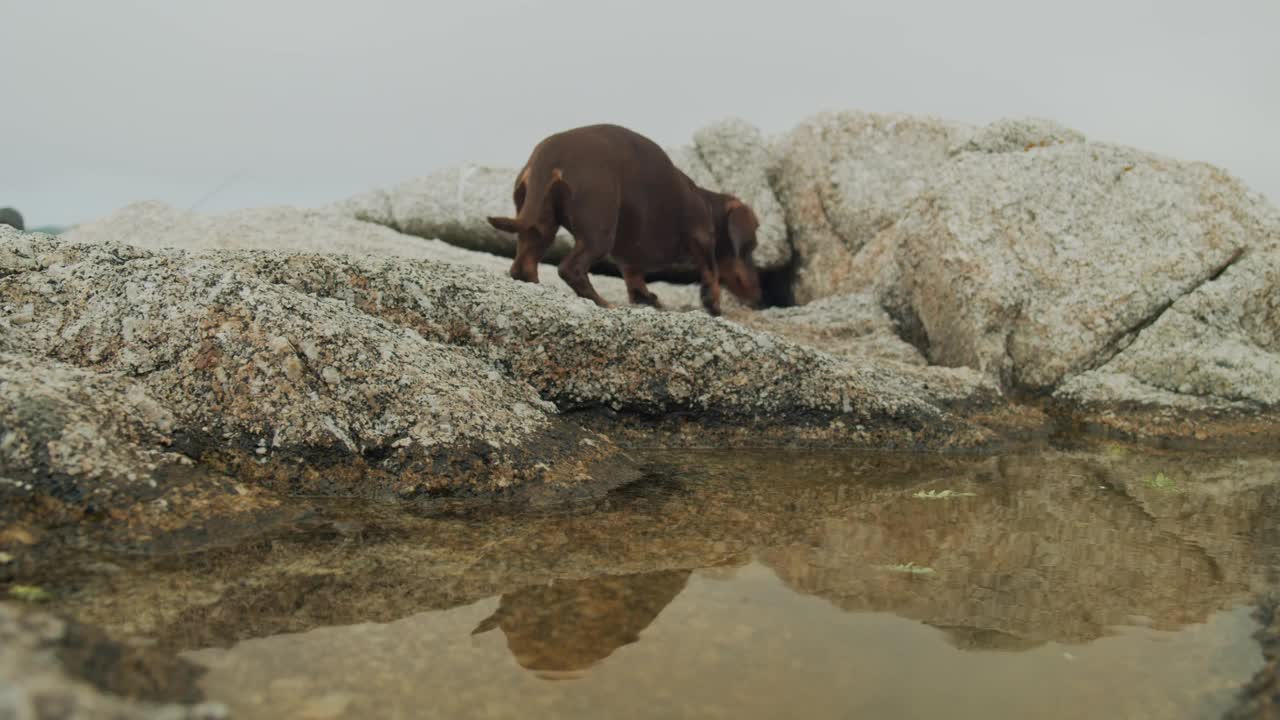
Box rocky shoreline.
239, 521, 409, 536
5, 112, 1278, 533
3, 109, 1280, 717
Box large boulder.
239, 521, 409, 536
76, 199, 907, 428
774, 111, 1280, 404
771, 112, 1088, 306
1, 225, 1002, 543
1, 227, 636, 515
324, 120, 792, 271
886, 141, 1272, 391
771, 111, 974, 302
59, 202, 998, 417
1053, 218, 1280, 442
197, 248, 993, 439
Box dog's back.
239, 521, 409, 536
516, 125, 707, 267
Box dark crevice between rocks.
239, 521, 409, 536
564, 401, 992, 454
759, 262, 797, 309
890, 302, 932, 360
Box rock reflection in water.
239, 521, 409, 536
32, 448, 1280, 718
471, 571, 690, 679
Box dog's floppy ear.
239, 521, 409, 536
724, 200, 759, 257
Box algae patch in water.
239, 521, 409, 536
1143, 471, 1185, 493
876, 562, 937, 575
911, 489, 976, 499
9, 584, 52, 603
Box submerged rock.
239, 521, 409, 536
0, 603, 225, 720
39, 450, 1280, 698
1226, 595, 1280, 720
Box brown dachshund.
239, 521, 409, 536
486, 124, 762, 316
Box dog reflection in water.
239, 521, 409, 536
471, 570, 691, 680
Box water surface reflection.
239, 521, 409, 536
41, 449, 1280, 718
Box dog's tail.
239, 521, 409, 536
486, 216, 521, 233
487, 167, 565, 234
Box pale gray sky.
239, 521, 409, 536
3, 0, 1276, 227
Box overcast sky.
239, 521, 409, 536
3, 0, 1276, 227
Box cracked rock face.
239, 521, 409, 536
324, 120, 792, 271
887, 142, 1264, 391
1055, 209, 1280, 426
774, 111, 1280, 406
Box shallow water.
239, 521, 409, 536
29, 448, 1280, 718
